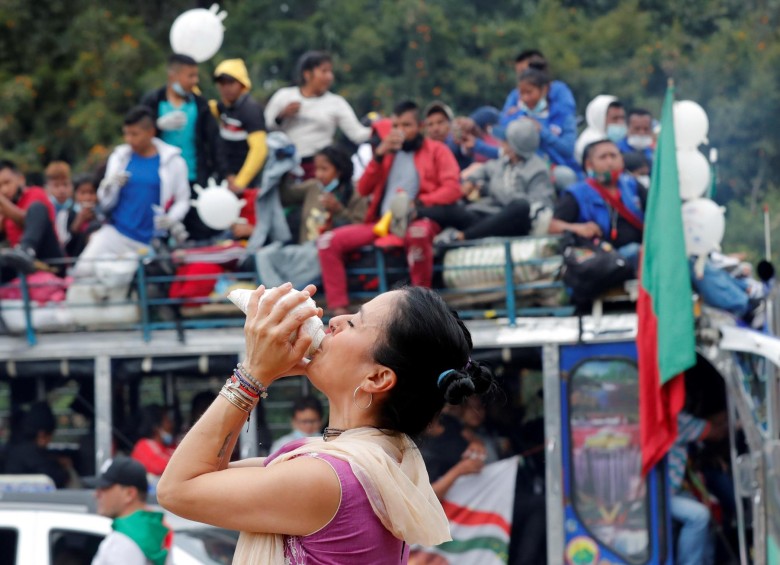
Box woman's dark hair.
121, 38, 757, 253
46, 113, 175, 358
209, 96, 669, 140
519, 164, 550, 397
316, 145, 354, 186
297, 50, 332, 85
137, 404, 167, 439
373, 287, 496, 438
517, 67, 550, 89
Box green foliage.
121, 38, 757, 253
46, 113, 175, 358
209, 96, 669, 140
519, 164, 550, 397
1, 0, 778, 254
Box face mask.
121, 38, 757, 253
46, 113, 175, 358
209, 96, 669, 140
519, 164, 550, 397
627, 135, 653, 150
160, 431, 174, 446
636, 175, 650, 187
606, 123, 627, 142
171, 81, 187, 97
521, 97, 548, 116
587, 169, 622, 185
53, 197, 73, 212
322, 179, 339, 193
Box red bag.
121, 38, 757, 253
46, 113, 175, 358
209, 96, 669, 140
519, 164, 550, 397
168, 263, 224, 308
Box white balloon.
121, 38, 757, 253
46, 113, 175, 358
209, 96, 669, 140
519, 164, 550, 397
681, 198, 725, 257
170, 5, 227, 63
677, 149, 711, 200
191, 179, 246, 230
673, 100, 709, 150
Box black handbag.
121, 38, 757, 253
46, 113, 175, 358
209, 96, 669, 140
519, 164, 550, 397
560, 232, 635, 301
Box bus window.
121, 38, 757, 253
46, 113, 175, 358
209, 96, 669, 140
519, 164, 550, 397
569, 357, 649, 563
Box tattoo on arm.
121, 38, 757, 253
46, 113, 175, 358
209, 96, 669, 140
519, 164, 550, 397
217, 432, 233, 462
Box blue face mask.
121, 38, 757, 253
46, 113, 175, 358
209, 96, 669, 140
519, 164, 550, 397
160, 431, 174, 446
522, 97, 548, 116
606, 123, 628, 142
171, 81, 188, 97
322, 179, 339, 193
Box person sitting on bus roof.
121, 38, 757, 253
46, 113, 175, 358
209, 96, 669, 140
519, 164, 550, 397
499, 67, 581, 186
0, 160, 64, 280
317, 99, 461, 316
432, 118, 554, 245
617, 108, 655, 166
550, 139, 754, 318
71, 106, 190, 278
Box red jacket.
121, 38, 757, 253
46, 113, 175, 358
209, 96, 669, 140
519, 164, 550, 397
358, 138, 462, 223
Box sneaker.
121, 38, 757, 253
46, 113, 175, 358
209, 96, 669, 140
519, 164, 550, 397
434, 227, 462, 246
389, 190, 411, 238
0, 245, 37, 275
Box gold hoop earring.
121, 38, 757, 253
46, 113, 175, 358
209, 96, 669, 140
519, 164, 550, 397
353, 385, 373, 410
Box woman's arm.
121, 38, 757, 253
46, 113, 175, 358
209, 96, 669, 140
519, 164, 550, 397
157, 284, 339, 535
157, 398, 340, 535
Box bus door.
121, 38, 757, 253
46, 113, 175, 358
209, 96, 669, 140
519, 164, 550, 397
715, 326, 780, 565
544, 341, 670, 565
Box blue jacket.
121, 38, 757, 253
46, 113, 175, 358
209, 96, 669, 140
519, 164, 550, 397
617, 138, 654, 166
499, 80, 580, 174
565, 175, 644, 240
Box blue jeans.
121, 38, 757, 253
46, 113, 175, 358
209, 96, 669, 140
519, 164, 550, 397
617, 242, 641, 274
690, 259, 750, 316
671, 494, 714, 565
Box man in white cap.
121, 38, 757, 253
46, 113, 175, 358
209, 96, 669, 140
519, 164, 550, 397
92, 456, 172, 565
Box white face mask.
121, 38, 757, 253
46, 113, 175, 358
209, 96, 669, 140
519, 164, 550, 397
636, 175, 650, 188
627, 135, 653, 150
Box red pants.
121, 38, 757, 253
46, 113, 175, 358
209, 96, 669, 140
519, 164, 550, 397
317, 219, 441, 309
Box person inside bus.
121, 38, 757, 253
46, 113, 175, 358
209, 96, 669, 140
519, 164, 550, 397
669, 411, 728, 565
269, 395, 324, 454
131, 404, 176, 478
3, 401, 78, 488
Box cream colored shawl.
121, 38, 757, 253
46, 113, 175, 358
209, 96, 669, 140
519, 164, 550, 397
231, 427, 451, 563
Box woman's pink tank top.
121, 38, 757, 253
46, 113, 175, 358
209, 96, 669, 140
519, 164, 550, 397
267, 440, 410, 564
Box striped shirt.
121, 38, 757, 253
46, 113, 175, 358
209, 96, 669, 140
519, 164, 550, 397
668, 412, 709, 492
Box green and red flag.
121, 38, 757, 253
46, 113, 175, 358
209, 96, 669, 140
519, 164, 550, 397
637, 82, 697, 475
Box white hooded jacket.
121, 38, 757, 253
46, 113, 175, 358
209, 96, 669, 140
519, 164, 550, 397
574, 94, 619, 164
99, 137, 190, 223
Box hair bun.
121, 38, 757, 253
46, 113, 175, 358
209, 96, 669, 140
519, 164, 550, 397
439, 370, 476, 404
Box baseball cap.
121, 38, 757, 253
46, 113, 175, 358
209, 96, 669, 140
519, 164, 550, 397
424, 100, 454, 121
96, 456, 148, 493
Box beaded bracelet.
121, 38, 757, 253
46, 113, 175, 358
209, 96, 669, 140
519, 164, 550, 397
232, 370, 260, 399
236, 363, 269, 399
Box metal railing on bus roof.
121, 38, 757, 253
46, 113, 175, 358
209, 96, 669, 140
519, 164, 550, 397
0, 234, 573, 346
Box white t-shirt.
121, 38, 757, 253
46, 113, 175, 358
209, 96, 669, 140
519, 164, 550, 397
91, 531, 151, 565
265, 87, 371, 158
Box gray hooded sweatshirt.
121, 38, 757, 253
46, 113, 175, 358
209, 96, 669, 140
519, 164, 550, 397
465, 118, 554, 216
